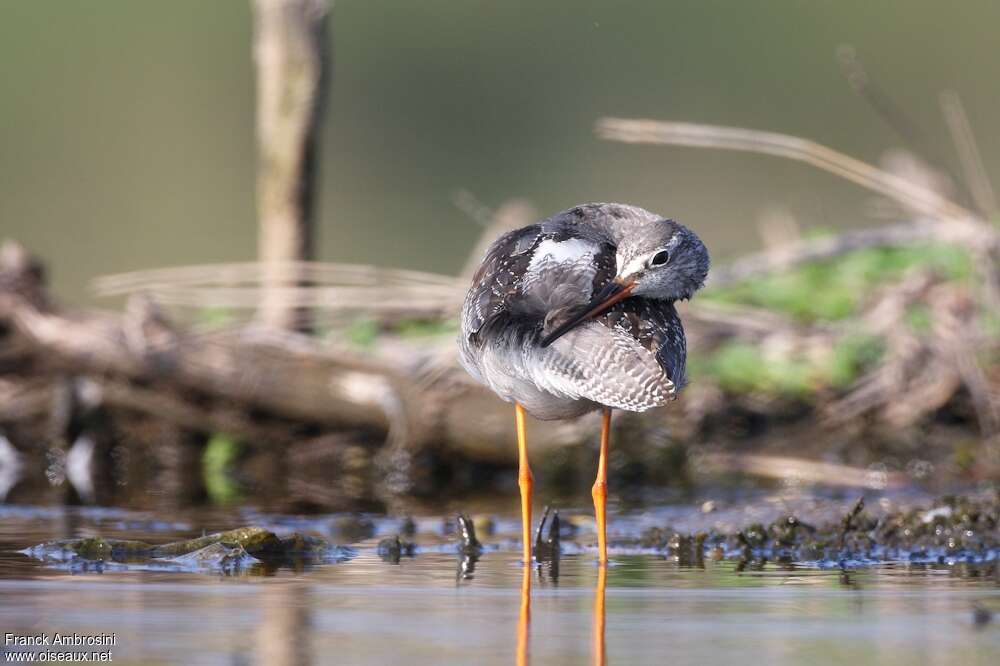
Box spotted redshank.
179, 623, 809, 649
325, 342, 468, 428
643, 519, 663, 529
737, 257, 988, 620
458, 202, 709, 564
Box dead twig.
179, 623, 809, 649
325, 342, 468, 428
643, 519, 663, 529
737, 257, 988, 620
596, 117, 971, 220
695, 453, 906, 490
940, 90, 998, 218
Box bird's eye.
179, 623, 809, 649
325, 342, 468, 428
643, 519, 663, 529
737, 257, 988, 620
650, 250, 670, 266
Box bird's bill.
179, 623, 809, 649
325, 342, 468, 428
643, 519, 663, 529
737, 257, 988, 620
540, 278, 635, 347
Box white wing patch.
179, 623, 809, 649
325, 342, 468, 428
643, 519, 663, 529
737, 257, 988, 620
522, 238, 600, 311
527, 238, 596, 272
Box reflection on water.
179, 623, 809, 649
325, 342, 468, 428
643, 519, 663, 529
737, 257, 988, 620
518, 564, 530, 666
516, 561, 606, 666
592, 564, 607, 666
257, 582, 311, 666
0, 505, 997, 665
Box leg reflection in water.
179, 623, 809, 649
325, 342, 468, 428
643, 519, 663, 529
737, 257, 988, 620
592, 565, 607, 666
516, 510, 604, 666
517, 563, 531, 666
516, 558, 606, 665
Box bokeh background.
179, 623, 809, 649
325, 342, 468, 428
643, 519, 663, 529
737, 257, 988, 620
1, 8, 998, 664
3, 0, 999, 303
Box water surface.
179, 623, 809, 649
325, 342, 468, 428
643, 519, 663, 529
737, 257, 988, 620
0, 501, 997, 665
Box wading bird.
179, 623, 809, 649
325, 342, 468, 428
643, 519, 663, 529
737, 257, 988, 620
459, 203, 709, 563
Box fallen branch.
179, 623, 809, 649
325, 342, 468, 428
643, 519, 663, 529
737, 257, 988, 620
1, 282, 398, 433
2, 241, 600, 463
696, 452, 908, 490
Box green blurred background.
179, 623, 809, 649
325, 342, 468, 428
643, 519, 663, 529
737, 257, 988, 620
2, 0, 998, 303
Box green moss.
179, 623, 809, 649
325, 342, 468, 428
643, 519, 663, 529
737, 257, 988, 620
692, 334, 883, 397
905, 304, 933, 334
828, 335, 884, 388
694, 342, 813, 396
151, 527, 281, 557
197, 307, 237, 329
68, 537, 153, 561
344, 317, 379, 348
696, 243, 969, 395
981, 308, 1000, 340
203, 433, 242, 505
341, 317, 458, 347
953, 442, 978, 473
394, 317, 458, 339
698, 343, 765, 393
72, 537, 115, 561
703, 244, 972, 322
51, 528, 303, 562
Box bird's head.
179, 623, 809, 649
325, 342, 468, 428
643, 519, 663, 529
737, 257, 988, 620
613, 220, 709, 301
540, 216, 709, 347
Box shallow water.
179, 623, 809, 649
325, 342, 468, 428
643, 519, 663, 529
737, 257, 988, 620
1, 501, 998, 665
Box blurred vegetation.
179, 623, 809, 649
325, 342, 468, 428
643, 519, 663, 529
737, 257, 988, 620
700, 243, 972, 323
344, 316, 457, 350
198, 307, 238, 329
203, 433, 243, 505
394, 318, 458, 340
2, 1, 999, 508
345, 317, 379, 348
3, 2, 1000, 305
689, 334, 885, 398
686, 242, 983, 397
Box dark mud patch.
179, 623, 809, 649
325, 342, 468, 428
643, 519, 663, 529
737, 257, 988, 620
632, 492, 999, 569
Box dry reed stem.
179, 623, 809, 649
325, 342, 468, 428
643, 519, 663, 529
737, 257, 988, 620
596, 117, 972, 220
940, 90, 998, 218
95, 262, 456, 294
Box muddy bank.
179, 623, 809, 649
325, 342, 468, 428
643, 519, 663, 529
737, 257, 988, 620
635, 492, 999, 570
20, 491, 998, 576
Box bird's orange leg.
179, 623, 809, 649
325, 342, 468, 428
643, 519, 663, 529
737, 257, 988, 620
592, 407, 612, 564
515, 403, 533, 565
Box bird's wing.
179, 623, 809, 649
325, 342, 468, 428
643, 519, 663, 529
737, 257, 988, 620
461, 225, 543, 346
531, 320, 677, 412
462, 223, 609, 342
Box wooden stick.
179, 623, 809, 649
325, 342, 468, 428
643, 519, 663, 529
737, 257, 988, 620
253, 0, 330, 331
